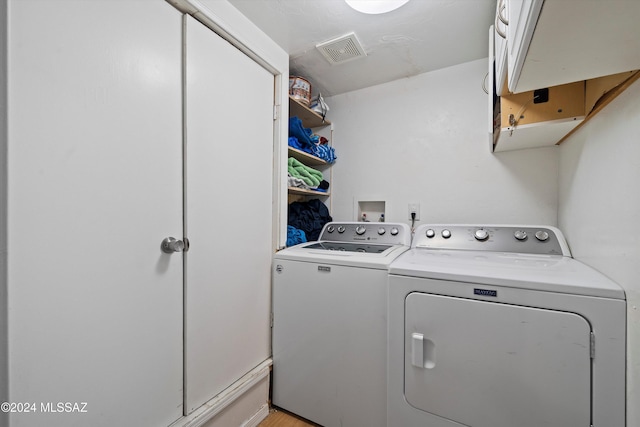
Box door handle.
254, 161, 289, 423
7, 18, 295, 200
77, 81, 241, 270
161, 237, 185, 254
411, 333, 424, 367
411, 332, 436, 369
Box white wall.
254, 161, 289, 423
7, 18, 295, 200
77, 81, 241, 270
326, 59, 559, 227
558, 78, 640, 426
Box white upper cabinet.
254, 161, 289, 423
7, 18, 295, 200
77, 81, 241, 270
506, 0, 544, 93
507, 0, 640, 94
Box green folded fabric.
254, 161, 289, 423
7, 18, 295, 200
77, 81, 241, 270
288, 157, 323, 187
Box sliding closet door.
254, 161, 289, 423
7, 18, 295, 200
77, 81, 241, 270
183, 15, 275, 413
7, 1, 184, 426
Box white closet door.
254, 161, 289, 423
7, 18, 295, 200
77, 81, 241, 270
184, 16, 274, 413
7, 1, 184, 426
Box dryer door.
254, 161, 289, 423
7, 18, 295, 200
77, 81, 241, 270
405, 292, 591, 427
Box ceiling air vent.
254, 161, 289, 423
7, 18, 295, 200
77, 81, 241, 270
316, 32, 367, 65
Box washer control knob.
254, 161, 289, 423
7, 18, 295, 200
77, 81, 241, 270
378, 227, 386, 235
425, 229, 436, 238
441, 229, 451, 239
514, 230, 527, 241
355, 225, 366, 235
474, 229, 489, 241
535, 230, 549, 241
390, 227, 399, 236
337, 226, 346, 233
326, 225, 335, 233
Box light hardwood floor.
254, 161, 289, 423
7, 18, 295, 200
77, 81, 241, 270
258, 408, 319, 427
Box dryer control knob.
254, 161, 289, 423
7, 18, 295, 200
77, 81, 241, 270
442, 229, 451, 239
355, 225, 366, 235
326, 225, 335, 233
337, 226, 346, 233
474, 229, 489, 241
535, 230, 549, 241
425, 229, 436, 238
378, 227, 386, 235
514, 230, 527, 241
390, 227, 399, 236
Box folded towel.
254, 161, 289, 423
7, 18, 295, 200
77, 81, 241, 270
289, 135, 337, 164
315, 144, 336, 164
288, 175, 312, 189
287, 157, 323, 187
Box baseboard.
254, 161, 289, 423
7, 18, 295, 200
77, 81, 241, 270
241, 403, 270, 427
170, 358, 272, 427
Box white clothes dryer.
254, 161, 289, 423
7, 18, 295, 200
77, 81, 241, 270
272, 222, 411, 427
388, 224, 626, 427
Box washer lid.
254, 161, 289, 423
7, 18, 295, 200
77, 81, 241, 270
275, 242, 409, 269
304, 241, 393, 253
389, 249, 625, 300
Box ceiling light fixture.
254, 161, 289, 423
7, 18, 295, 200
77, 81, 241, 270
345, 0, 410, 14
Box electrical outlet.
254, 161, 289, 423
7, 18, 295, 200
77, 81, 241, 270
408, 203, 420, 221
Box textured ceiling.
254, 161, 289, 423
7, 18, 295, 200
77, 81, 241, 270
227, 0, 496, 97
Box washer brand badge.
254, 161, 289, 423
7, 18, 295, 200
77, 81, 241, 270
318, 266, 331, 273
474, 288, 497, 297
275, 265, 283, 274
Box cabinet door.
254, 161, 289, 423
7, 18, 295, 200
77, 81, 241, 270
494, 0, 508, 96
7, 1, 184, 426
506, 0, 544, 93
184, 15, 275, 414
508, 0, 640, 94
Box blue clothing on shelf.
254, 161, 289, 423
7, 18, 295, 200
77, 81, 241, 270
289, 116, 318, 146
288, 135, 337, 164
315, 144, 336, 164
288, 199, 332, 242
286, 225, 307, 247
288, 136, 304, 150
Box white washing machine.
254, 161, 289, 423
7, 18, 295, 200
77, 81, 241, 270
272, 222, 411, 427
388, 224, 626, 427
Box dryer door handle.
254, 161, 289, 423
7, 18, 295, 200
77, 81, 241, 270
411, 333, 436, 369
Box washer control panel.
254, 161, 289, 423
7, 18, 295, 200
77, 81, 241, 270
320, 222, 411, 246
413, 225, 569, 256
